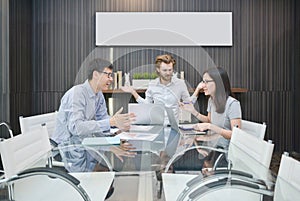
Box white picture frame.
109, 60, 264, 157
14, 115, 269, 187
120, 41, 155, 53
95, 12, 232, 46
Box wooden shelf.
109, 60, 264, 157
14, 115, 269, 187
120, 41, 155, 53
103, 88, 248, 94
230, 88, 248, 93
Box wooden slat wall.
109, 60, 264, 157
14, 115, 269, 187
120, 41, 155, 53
295, 0, 300, 154
0, 0, 10, 137
8, 0, 299, 152
9, 0, 33, 134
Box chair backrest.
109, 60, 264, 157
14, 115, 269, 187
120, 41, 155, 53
229, 127, 274, 180
274, 154, 300, 201
0, 126, 51, 178
241, 119, 266, 140
19, 111, 57, 138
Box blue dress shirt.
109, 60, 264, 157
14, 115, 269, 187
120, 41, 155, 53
51, 80, 111, 172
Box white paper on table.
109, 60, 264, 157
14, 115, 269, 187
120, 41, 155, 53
82, 136, 120, 146
118, 132, 158, 141
130, 125, 154, 131
110, 128, 120, 134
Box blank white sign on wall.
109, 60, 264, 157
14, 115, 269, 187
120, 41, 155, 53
96, 12, 232, 46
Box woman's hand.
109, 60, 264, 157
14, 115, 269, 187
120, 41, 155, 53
192, 81, 205, 98
179, 101, 196, 114
196, 81, 205, 91
193, 123, 210, 131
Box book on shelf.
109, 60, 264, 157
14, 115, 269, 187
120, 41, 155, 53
108, 97, 114, 116
114, 72, 118, 89
117, 71, 122, 89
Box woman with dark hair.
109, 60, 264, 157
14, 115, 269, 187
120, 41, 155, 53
180, 66, 242, 149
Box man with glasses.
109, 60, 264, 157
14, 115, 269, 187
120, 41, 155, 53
52, 58, 135, 172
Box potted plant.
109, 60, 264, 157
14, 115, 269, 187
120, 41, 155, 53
132, 72, 158, 89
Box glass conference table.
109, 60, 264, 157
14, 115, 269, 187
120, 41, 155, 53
57, 125, 183, 201
0, 125, 297, 201
54, 125, 287, 201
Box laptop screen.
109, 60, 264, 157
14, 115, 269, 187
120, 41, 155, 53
128, 103, 165, 125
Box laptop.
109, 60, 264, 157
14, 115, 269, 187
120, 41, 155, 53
164, 108, 207, 158
165, 107, 206, 135
128, 103, 165, 125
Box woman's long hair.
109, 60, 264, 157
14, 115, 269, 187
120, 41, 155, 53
204, 67, 232, 113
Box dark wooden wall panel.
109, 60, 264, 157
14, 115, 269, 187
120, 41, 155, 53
294, 0, 300, 153
9, 0, 33, 133
0, 0, 10, 137
8, 0, 299, 152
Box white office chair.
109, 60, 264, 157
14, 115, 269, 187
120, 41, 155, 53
18, 112, 113, 172
0, 126, 115, 201
241, 119, 266, 140
19, 111, 67, 168
210, 120, 267, 170
170, 152, 300, 201
166, 120, 268, 173
227, 127, 273, 180
163, 127, 275, 201
19, 111, 58, 138
273, 153, 300, 201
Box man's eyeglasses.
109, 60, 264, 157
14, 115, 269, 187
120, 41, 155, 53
101, 72, 114, 78
202, 79, 214, 84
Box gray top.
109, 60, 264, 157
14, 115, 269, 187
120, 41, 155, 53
207, 96, 242, 148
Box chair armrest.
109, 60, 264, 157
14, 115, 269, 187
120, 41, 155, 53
186, 169, 253, 188
0, 122, 14, 138
17, 167, 80, 185
49, 139, 63, 162
188, 177, 273, 201
50, 138, 58, 147
208, 169, 253, 178
164, 145, 227, 173
176, 170, 271, 201
3, 167, 91, 201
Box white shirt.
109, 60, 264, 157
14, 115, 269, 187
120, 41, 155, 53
136, 77, 196, 121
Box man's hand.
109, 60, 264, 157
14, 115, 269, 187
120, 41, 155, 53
120, 140, 136, 151
120, 86, 135, 93
120, 86, 139, 100
110, 145, 136, 163
110, 107, 136, 131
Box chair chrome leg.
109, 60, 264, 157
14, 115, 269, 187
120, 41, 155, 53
8, 183, 14, 201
